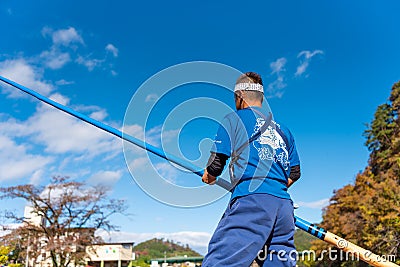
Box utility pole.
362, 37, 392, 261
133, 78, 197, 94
25, 234, 30, 267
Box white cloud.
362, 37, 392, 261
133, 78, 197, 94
295, 50, 324, 77
39, 27, 121, 75
297, 198, 330, 209
146, 126, 167, 144
74, 104, 107, 113
0, 98, 121, 159
50, 27, 84, 47
40, 48, 71, 69
125, 123, 158, 146
0, 135, 53, 182
298, 50, 324, 60
0, 115, 26, 135
0, 28, 124, 184
90, 110, 108, 121
145, 93, 158, 102
162, 129, 180, 143
30, 169, 44, 185
105, 44, 119, 57
48, 92, 70, 105
123, 124, 180, 161
96, 230, 211, 255
76, 55, 104, 71
129, 157, 148, 169
145, 125, 180, 146
29, 105, 120, 156
267, 76, 286, 98
123, 125, 149, 156
295, 61, 308, 77
270, 57, 287, 74
266, 57, 287, 98
40, 27, 111, 72
0, 223, 21, 236
38, 27, 117, 74
0, 58, 54, 97
87, 170, 122, 186
155, 162, 178, 183
41, 26, 52, 37
39, 182, 89, 201
123, 124, 145, 139
127, 155, 182, 187
56, 79, 74, 86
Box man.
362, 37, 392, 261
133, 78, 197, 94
201, 72, 301, 266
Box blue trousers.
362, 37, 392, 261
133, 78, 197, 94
202, 193, 296, 267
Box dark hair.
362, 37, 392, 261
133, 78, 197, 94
236, 72, 263, 86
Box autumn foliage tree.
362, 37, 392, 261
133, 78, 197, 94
310, 82, 400, 266
0, 246, 11, 265
0, 176, 128, 267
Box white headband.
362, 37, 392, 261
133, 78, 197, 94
234, 83, 264, 93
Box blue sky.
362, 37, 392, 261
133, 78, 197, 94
1, 0, 400, 254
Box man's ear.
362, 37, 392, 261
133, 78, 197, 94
234, 92, 241, 101
237, 90, 245, 99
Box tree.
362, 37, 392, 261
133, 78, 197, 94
0, 235, 23, 265
310, 81, 400, 266
0, 246, 11, 265
0, 176, 128, 267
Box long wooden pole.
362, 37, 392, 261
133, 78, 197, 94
0, 75, 398, 267
295, 217, 398, 266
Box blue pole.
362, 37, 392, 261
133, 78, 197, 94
0, 75, 326, 240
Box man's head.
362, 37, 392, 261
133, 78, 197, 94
234, 72, 264, 110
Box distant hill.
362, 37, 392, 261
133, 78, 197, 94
132, 232, 316, 266
134, 232, 317, 259
294, 229, 318, 251
133, 238, 201, 259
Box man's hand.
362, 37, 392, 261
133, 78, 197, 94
287, 178, 294, 188
202, 169, 216, 185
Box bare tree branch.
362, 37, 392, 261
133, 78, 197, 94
0, 176, 129, 267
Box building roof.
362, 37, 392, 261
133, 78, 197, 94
150, 256, 204, 263
91, 242, 135, 246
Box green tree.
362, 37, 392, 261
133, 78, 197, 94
295, 229, 318, 252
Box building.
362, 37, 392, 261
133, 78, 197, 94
86, 243, 135, 267
23, 206, 134, 267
